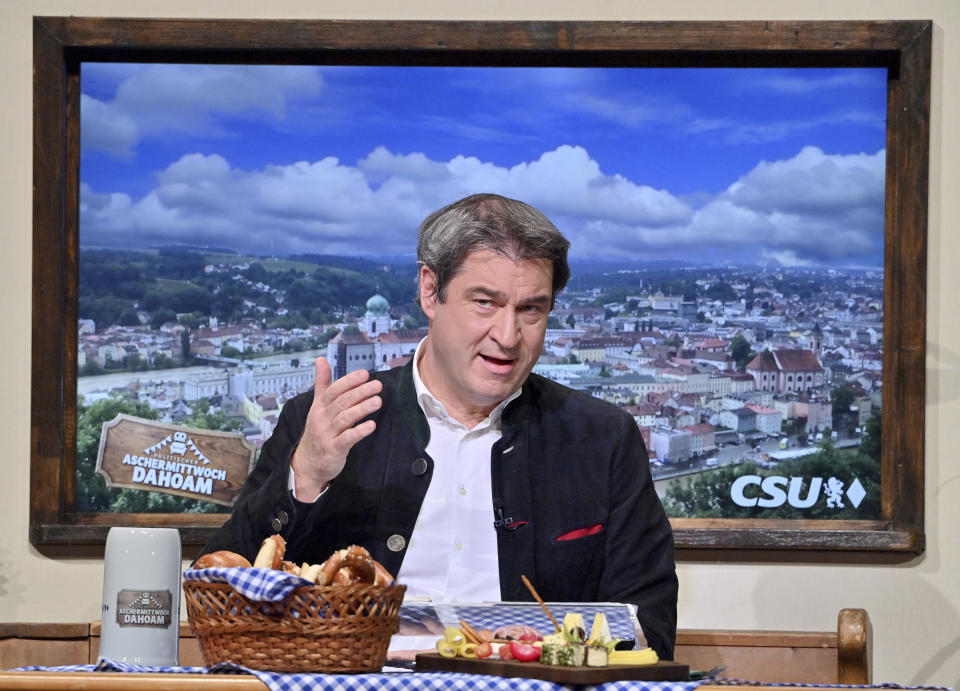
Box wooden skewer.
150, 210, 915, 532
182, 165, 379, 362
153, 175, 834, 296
521, 573, 561, 632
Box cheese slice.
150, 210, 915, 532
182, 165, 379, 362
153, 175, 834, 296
587, 612, 611, 644
562, 612, 586, 643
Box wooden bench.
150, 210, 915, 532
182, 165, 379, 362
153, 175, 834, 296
675, 608, 872, 684
3, 608, 871, 684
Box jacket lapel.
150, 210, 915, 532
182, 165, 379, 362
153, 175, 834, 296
370, 361, 433, 579
494, 385, 538, 601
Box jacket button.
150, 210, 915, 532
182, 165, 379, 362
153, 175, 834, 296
387, 534, 406, 552
277, 510, 289, 526
270, 517, 283, 532
411, 458, 428, 476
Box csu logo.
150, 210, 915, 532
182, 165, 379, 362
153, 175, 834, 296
731, 475, 867, 509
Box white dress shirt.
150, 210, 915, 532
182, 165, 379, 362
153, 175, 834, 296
397, 338, 518, 603
290, 338, 518, 603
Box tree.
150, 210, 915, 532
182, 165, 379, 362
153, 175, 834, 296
151, 353, 174, 370
729, 335, 754, 371
831, 385, 856, 421
244, 262, 270, 283
118, 308, 142, 326
182, 398, 243, 433
860, 411, 881, 462
79, 360, 104, 377
220, 344, 241, 358
705, 282, 737, 302
150, 307, 178, 330
178, 312, 204, 330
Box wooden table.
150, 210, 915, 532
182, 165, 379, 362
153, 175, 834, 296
0, 671, 261, 690
0, 673, 827, 691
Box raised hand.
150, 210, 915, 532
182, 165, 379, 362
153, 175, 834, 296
290, 357, 383, 500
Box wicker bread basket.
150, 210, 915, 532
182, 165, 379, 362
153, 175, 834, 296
183, 580, 406, 673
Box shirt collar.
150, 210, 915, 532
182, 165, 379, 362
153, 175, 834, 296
412, 336, 522, 430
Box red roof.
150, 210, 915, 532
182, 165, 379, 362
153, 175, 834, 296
746, 349, 823, 373
772, 349, 824, 372
746, 351, 779, 371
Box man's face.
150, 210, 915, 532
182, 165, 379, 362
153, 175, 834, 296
419, 249, 553, 426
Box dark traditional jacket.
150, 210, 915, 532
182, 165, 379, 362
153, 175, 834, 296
200, 360, 678, 658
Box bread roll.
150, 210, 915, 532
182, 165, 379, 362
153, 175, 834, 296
253, 534, 286, 569
193, 550, 252, 569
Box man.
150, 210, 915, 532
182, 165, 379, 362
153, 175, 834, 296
199, 193, 679, 658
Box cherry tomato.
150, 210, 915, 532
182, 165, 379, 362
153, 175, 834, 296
474, 641, 493, 658
518, 631, 542, 642
498, 643, 514, 660
509, 641, 542, 662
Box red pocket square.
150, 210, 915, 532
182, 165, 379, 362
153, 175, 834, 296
555, 523, 604, 541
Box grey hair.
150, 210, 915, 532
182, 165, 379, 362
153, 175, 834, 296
417, 193, 570, 305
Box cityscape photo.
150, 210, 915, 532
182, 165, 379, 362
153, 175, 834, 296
77, 63, 887, 519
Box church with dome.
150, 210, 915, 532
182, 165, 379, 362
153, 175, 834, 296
325, 293, 427, 380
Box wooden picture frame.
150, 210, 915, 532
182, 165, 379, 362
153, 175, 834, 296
31, 17, 929, 555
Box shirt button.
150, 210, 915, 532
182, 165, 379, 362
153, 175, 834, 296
458, 486, 466, 496
454, 539, 463, 551
387, 534, 406, 552
411, 458, 429, 476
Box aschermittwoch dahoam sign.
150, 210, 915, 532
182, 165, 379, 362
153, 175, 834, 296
96, 414, 256, 507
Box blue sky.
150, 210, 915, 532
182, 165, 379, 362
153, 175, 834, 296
79, 64, 887, 268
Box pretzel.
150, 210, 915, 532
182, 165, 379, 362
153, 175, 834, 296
280, 560, 301, 576
253, 534, 285, 569
316, 545, 380, 585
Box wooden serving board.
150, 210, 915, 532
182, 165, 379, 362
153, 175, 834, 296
415, 653, 690, 683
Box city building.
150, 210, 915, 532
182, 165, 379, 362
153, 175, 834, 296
326, 293, 426, 379
746, 348, 826, 394
746, 404, 783, 436
648, 425, 692, 464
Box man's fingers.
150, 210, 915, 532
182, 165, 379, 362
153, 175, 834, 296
322, 367, 372, 401
331, 393, 383, 433
312, 357, 333, 400
334, 419, 377, 453
327, 379, 383, 414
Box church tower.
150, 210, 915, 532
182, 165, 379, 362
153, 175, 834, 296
363, 293, 391, 337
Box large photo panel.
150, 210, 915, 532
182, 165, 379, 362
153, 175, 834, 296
31, 19, 928, 553
78, 63, 887, 521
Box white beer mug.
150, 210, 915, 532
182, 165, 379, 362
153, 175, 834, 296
99, 527, 182, 666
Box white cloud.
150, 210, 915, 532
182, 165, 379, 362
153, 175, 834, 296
81, 144, 693, 257
80, 95, 139, 157
691, 146, 885, 263
82, 65, 324, 155
747, 71, 878, 95
80, 144, 885, 267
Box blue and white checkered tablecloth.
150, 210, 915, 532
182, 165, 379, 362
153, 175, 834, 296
14, 659, 707, 691
183, 566, 315, 601
399, 602, 639, 641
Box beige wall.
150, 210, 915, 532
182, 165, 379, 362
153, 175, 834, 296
1, 0, 957, 685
